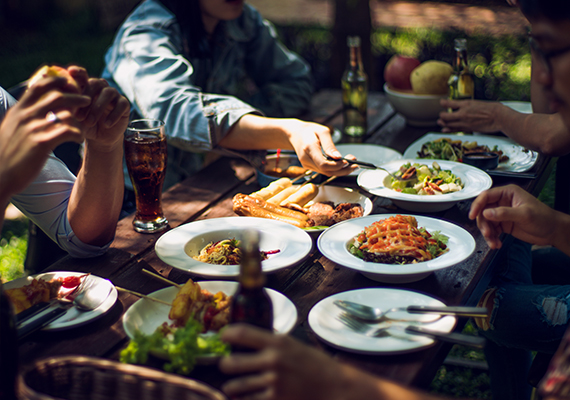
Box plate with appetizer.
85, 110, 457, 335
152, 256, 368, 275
317, 214, 475, 283
122, 279, 297, 367
308, 288, 456, 355
3, 271, 117, 331
357, 159, 492, 212
334, 144, 402, 177
403, 133, 538, 174
233, 178, 372, 233
154, 217, 313, 277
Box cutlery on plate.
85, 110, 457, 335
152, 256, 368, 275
320, 149, 414, 182
17, 278, 113, 339
336, 312, 485, 348
334, 300, 487, 322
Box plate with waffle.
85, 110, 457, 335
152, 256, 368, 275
317, 214, 475, 283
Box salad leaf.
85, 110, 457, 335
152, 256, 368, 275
120, 318, 231, 375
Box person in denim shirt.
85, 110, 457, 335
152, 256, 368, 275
103, 0, 354, 192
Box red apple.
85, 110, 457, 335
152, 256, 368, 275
383, 55, 421, 91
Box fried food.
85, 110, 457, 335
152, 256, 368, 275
168, 279, 232, 332
4, 278, 63, 314
279, 183, 318, 207
233, 193, 309, 228
250, 178, 292, 200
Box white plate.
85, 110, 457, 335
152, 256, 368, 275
308, 288, 456, 355
335, 144, 402, 176
302, 185, 373, 234
501, 101, 533, 114
155, 217, 312, 278
357, 159, 492, 212
317, 214, 475, 283
4, 271, 117, 331
403, 133, 538, 173
123, 281, 298, 363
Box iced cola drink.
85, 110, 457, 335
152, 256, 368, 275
124, 119, 169, 233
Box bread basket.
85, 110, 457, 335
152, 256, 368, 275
18, 356, 227, 400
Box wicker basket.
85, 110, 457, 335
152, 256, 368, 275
18, 356, 228, 400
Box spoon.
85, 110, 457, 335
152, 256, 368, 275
334, 300, 487, 322
17, 278, 113, 339
321, 150, 414, 182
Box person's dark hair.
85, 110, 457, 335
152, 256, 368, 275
518, 0, 570, 21
160, 0, 208, 58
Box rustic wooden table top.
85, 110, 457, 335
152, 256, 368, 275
17, 89, 555, 391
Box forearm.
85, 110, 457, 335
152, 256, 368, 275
218, 114, 297, 150
67, 140, 124, 246
336, 363, 455, 400
496, 107, 570, 156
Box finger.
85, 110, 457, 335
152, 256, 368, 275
221, 324, 276, 351
66, 66, 88, 92
104, 95, 131, 127
19, 76, 70, 106
77, 79, 111, 123
481, 205, 521, 224
82, 85, 115, 126
221, 371, 274, 398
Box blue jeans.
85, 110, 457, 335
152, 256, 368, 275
478, 238, 570, 400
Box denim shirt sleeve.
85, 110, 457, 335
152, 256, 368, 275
10, 155, 112, 258
102, 3, 263, 162
232, 7, 314, 117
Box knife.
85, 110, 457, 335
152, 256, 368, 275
17, 304, 70, 340
15, 301, 52, 324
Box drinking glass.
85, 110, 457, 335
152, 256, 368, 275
124, 119, 169, 233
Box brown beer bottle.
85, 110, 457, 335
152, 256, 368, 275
0, 282, 19, 400
230, 230, 273, 333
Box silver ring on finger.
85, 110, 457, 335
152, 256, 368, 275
46, 111, 62, 124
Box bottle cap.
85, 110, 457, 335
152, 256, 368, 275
347, 36, 361, 47
454, 38, 467, 50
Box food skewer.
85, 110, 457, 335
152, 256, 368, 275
318, 175, 338, 188
141, 269, 182, 288
116, 286, 173, 306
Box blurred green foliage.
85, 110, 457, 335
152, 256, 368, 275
0, 219, 28, 283
276, 25, 531, 101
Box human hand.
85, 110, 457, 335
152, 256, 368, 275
438, 99, 503, 133
219, 324, 349, 400
0, 75, 90, 199
283, 119, 357, 176
469, 184, 559, 249
69, 66, 130, 152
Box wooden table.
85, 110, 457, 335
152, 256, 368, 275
17, 90, 555, 391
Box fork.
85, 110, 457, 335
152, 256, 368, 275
321, 149, 414, 182
337, 312, 485, 348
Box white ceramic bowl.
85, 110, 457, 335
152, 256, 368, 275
384, 83, 446, 127
357, 159, 493, 212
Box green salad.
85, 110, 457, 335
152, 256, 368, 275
120, 318, 230, 375
390, 162, 463, 195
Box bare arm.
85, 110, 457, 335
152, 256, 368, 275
219, 114, 357, 176
219, 324, 463, 400
438, 99, 570, 156
66, 68, 130, 246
